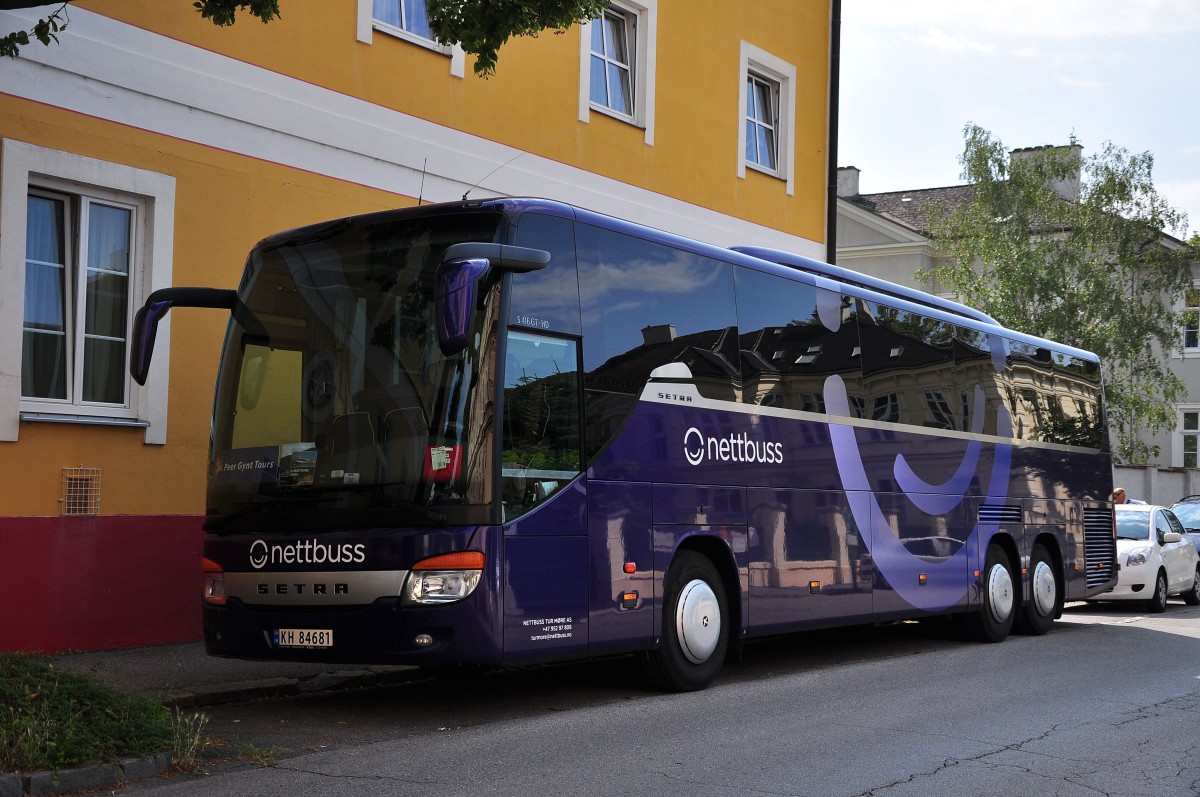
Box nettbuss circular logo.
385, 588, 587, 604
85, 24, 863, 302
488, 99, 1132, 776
684, 427, 783, 466
250, 539, 269, 569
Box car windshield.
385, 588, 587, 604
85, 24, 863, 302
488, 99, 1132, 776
1115, 510, 1152, 541
1171, 502, 1200, 531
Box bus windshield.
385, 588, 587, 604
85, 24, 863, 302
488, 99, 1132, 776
207, 212, 505, 531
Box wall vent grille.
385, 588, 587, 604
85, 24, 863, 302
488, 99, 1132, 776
61, 467, 101, 516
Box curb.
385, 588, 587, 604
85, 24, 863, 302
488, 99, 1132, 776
3, 753, 172, 797
162, 666, 423, 709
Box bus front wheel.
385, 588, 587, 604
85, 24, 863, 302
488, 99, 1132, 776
965, 544, 1015, 643
646, 551, 729, 691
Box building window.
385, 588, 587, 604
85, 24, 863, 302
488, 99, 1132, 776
745, 72, 778, 172
1, 139, 175, 443
372, 0, 433, 40
578, 1, 657, 144
23, 189, 135, 406
1184, 286, 1199, 352
1181, 408, 1200, 468
737, 42, 796, 195
590, 6, 634, 117
359, 0, 462, 75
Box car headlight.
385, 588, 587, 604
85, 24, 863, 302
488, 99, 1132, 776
402, 551, 484, 605
1126, 547, 1152, 567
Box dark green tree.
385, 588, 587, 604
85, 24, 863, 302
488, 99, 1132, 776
1, 0, 609, 76
427, 0, 606, 76
922, 124, 1196, 463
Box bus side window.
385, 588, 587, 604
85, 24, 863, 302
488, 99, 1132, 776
576, 223, 737, 462
734, 268, 863, 418
858, 302, 957, 429
509, 213, 582, 336
501, 331, 582, 521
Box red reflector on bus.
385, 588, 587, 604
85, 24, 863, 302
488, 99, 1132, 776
412, 551, 484, 571
202, 557, 223, 573
623, 562, 636, 574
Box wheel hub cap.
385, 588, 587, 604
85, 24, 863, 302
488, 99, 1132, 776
676, 579, 721, 664
987, 563, 1014, 624
1031, 561, 1056, 616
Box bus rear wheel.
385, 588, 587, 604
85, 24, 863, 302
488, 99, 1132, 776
964, 544, 1015, 643
646, 551, 728, 692
1016, 543, 1058, 636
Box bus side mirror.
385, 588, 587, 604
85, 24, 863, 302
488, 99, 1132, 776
130, 287, 237, 385
130, 300, 172, 386
435, 257, 489, 357
435, 243, 550, 356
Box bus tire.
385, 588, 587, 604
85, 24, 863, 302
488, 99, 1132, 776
1016, 543, 1058, 636
964, 544, 1015, 643
646, 551, 728, 692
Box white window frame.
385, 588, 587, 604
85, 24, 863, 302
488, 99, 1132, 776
1178, 405, 1200, 468
0, 140, 175, 444
1180, 281, 1200, 357
23, 184, 140, 413
578, 0, 657, 146
737, 41, 795, 196
357, 0, 465, 79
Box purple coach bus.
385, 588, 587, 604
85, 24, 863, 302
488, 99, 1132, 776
131, 198, 1118, 691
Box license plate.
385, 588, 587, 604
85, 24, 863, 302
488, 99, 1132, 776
274, 628, 333, 648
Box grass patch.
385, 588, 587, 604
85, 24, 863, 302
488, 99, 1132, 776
0, 652, 175, 773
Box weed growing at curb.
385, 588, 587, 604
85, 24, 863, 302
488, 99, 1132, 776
239, 741, 281, 768
170, 709, 211, 772
0, 652, 174, 772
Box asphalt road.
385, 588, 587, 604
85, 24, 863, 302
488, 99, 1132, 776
128, 601, 1200, 796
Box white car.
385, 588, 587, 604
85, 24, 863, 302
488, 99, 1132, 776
1097, 505, 1200, 612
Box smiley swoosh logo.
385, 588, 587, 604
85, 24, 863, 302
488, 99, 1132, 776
823, 373, 1013, 611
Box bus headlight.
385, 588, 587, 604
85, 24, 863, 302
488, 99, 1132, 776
402, 551, 484, 605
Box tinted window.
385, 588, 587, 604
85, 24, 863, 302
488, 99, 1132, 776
858, 302, 957, 429
577, 224, 737, 460
1006, 341, 1103, 449
509, 213, 582, 335
735, 268, 862, 418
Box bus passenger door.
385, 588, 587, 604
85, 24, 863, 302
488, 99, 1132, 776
499, 330, 589, 663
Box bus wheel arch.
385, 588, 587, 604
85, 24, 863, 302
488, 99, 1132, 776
646, 542, 736, 691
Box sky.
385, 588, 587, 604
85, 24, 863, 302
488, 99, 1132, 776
838, 0, 1200, 240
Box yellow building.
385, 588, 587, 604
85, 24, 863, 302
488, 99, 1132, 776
0, 0, 836, 651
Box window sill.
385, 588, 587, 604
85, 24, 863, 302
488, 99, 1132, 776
744, 160, 784, 181
20, 411, 150, 428
372, 21, 451, 55
588, 103, 641, 128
